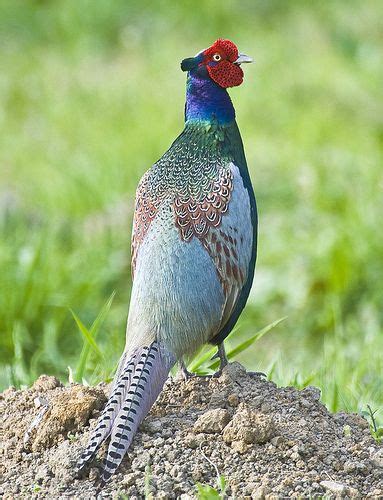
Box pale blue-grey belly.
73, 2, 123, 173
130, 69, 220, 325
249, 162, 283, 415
126, 202, 225, 358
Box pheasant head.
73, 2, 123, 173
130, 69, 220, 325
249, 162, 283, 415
181, 38, 252, 88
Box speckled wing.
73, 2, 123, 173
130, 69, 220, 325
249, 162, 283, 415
173, 161, 253, 337
203, 163, 253, 334
131, 171, 162, 279
131, 157, 253, 339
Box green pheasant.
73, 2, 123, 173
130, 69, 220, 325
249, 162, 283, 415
77, 38, 257, 484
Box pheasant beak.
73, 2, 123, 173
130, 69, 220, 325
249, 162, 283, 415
234, 53, 253, 65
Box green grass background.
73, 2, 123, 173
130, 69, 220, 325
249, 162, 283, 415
1, 1, 382, 423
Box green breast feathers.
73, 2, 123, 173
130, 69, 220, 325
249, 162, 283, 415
131, 124, 236, 275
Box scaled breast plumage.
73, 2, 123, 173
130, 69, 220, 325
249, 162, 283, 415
131, 125, 236, 276
131, 125, 253, 338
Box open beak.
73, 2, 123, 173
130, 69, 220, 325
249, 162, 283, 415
234, 53, 253, 65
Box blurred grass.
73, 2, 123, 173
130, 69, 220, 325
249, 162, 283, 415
0, 0, 382, 422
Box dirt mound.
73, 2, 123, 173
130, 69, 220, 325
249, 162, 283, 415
1, 363, 382, 498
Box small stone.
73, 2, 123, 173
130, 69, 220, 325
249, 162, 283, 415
228, 393, 240, 407
300, 398, 312, 408
244, 482, 257, 494
261, 403, 272, 413
191, 469, 203, 481
270, 436, 283, 447
219, 362, 247, 383
35, 465, 52, 482
210, 392, 227, 407
344, 460, 356, 473
12, 485, 20, 494
223, 404, 275, 444
123, 472, 138, 486
184, 433, 205, 449
370, 449, 383, 468
32, 375, 62, 391
345, 413, 370, 430
301, 386, 321, 401
320, 480, 347, 494
369, 489, 383, 497
324, 454, 335, 465
131, 451, 151, 471
231, 440, 249, 454
34, 396, 49, 409
347, 486, 360, 497
251, 486, 268, 499
1, 386, 16, 398
354, 461, 369, 474
144, 419, 162, 434
252, 396, 264, 408
193, 408, 231, 434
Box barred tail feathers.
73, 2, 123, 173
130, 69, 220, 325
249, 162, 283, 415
101, 341, 175, 483
76, 350, 138, 472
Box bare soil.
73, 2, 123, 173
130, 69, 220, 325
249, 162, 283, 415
1, 363, 382, 498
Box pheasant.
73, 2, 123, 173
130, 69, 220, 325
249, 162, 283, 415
77, 38, 257, 484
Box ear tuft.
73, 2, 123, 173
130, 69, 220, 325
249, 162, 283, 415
181, 57, 197, 72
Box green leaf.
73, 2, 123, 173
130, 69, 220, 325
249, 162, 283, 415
189, 317, 286, 374
226, 316, 286, 360
71, 310, 103, 358
196, 483, 221, 499
189, 323, 243, 372
218, 474, 226, 495
11, 322, 30, 386
72, 291, 115, 381
189, 345, 217, 372
206, 317, 287, 371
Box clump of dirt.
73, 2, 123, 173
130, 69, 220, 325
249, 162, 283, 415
1, 363, 382, 498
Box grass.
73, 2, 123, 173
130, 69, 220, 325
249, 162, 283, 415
196, 443, 227, 499
0, 1, 382, 428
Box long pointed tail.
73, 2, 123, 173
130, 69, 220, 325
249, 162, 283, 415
76, 340, 175, 482
101, 341, 175, 482
76, 350, 138, 472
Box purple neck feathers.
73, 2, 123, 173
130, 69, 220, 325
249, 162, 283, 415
185, 73, 235, 125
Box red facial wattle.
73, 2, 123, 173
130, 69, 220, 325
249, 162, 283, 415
202, 39, 245, 88
207, 60, 244, 88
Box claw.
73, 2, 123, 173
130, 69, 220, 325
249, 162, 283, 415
179, 359, 195, 380
207, 343, 228, 378
214, 343, 228, 372
180, 343, 229, 380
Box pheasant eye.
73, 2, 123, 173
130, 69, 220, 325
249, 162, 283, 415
213, 53, 221, 61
